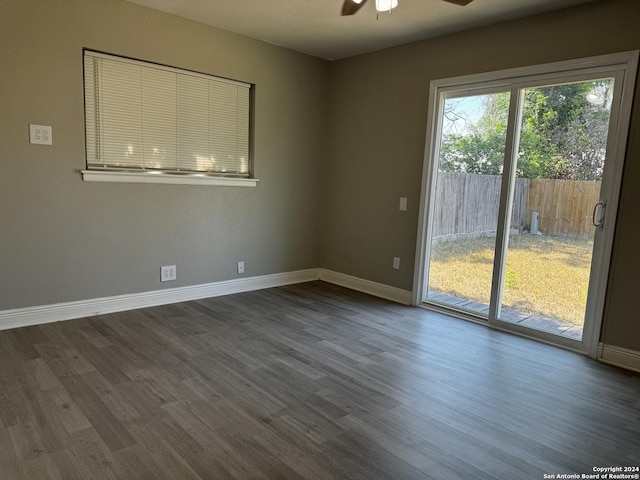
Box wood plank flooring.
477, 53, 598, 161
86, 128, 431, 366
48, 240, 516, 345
0, 281, 638, 479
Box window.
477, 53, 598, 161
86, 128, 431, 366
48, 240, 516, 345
414, 51, 638, 357
82, 50, 256, 187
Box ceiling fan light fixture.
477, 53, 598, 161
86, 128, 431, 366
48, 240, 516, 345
342, 0, 473, 17
375, 0, 398, 12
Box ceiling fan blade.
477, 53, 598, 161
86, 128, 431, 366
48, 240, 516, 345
342, 0, 368, 15
441, 0, 474, 5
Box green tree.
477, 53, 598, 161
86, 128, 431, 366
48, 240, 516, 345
439, 80, 612, 180
440, 93, 509, 175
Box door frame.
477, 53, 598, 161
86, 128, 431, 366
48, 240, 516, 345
412, 51, 638, 357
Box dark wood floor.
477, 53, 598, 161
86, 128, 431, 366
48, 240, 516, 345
1, 281, 638, 479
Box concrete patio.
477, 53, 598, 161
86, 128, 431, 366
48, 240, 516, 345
427, 291, 584, 340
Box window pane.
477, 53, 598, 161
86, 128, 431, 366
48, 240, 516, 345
84, 51, 251, 177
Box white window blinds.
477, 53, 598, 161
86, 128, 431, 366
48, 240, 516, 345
84, 50, 251, 177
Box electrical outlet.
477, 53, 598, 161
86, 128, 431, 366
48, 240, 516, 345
237, 261, 245, 274
392, 257, 400, 270
161, 265, 176, 282
29, 124, 52, 145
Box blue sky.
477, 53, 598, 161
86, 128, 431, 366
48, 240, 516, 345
442, 93, 490, 135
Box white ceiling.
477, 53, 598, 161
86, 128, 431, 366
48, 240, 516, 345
126, 0, 597, 60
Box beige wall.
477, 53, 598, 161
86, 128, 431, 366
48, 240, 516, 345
0, 0, 329, 309
323, 0, 640, 350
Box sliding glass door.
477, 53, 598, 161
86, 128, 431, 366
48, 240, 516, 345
496, 79, 615, 340
426, 91, 510, 317
416, 53, 637, 354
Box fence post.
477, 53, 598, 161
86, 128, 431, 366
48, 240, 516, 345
531, 212, 539, 235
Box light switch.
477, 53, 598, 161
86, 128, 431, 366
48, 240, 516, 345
399, 197, 408, 211
29, 125, 52, 145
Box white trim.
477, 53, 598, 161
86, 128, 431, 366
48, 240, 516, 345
319, 269, 412, 305
4, 265, 638, 373
0, 269, 412, 331
584, 53, 639, 357
0, 269, 319, 331
412, 80, 440, 306
429, 51, 638, 92
82, 170, 259, 187
598, 343, 640, 373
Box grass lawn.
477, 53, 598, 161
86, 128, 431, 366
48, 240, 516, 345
428, 234, 593, 325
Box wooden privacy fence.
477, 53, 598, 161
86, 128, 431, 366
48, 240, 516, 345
432, 172, 601, 242
528, 178, 601, 239
432, 172, 529, 243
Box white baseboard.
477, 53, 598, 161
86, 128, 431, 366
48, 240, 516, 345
0, 269, 320, 331
319, 269, 412, 305
0, 268, 412, 331
598, 343, 640, 373
11, 270, 635, 372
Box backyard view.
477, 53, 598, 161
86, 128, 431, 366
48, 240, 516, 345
427, 78, 614, 335
429, 235, 592, 325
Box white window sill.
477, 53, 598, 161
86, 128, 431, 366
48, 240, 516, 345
81, 170, 258, 187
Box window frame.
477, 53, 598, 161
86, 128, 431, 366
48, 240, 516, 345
81, 50, 257, 187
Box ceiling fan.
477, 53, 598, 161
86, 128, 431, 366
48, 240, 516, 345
341, 0, 474, 16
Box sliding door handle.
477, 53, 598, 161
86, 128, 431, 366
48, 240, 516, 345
592, 201, 606, 230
